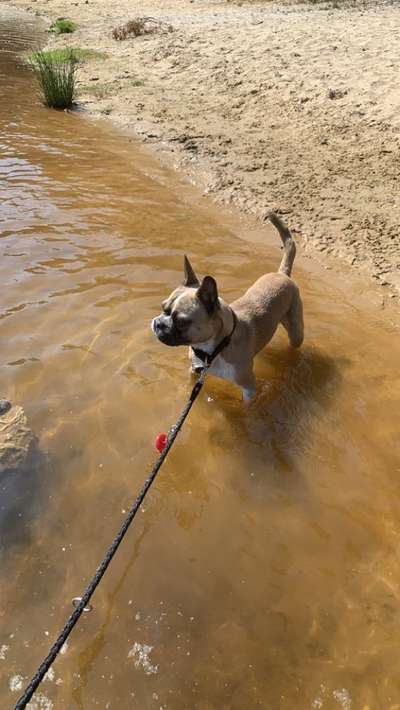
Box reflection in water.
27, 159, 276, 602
1, 7, 400, 710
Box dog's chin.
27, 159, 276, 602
156, 332, 190, 347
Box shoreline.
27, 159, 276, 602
11, 0, 400, 301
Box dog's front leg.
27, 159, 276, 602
242, 385, 257, 402
236, 368, 257, 402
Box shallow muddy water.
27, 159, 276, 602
1, 9, 400, 710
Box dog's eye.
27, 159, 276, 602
162, 305, 171, 316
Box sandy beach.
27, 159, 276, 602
12, 0, 400, 296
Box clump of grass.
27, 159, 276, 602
23, 47, 107, 65
49, 18, 77, 34
29, 49, 78, 109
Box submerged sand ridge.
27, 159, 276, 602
12, 0, 400, 295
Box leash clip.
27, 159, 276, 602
72, 597, 93, 613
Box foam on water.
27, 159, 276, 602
128, 642, 158, 675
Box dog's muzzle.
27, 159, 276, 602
151, 315, 188, 347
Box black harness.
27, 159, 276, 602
192, 309, 238, 368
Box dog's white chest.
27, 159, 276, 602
209, 356, 236, 383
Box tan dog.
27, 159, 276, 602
152, 212, 304, 400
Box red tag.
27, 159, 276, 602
155, 432, 168, 453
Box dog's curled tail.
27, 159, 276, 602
266, 211, 296, 277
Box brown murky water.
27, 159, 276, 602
1, 9, 400, 710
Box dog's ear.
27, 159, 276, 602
183, 255, 199, 287
197, 276, 219, 315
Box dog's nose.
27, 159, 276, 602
152, 316, 168, 335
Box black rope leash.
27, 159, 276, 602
14, 368, 208, 710
14, 310, 238, 710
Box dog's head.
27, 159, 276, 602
152, 256, 221, 347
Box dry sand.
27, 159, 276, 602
12, 0, 400, 295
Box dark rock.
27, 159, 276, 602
0, 400, 11, 416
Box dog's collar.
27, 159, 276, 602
192, 309, 237, 368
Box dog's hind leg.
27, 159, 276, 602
281, 292, 304, 348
